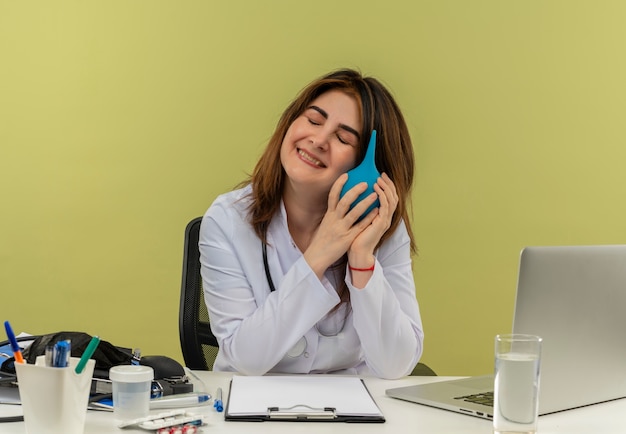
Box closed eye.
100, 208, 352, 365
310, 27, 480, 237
336, 133, 350, 145
305, 108, 325, 126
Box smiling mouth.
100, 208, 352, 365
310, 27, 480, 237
298, 149, 326, 168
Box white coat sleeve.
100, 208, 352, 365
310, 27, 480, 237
199, 200, 340, 375
347, 221, 424, 379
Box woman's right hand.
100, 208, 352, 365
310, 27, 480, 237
303, 174, 379, 279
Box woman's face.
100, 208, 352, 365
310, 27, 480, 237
280, 90, 362, 196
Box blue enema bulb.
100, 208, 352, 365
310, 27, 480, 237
339, 130, 381, 220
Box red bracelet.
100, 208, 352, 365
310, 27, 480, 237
349, 264, 375, 272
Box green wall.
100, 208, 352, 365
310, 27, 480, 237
2, 1, 625, 375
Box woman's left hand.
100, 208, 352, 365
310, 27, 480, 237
347, 172, 398, 265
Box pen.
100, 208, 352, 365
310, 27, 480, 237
150, 392, 211, 409
53, 339, 71, 368
75, 335, 100, 374
214, 387, 223, 412
3, 321, 24, 364
44, 344, 54, 367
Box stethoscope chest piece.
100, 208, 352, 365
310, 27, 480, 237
286, 336, 307, 358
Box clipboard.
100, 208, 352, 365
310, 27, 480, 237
224, 375, 385, 423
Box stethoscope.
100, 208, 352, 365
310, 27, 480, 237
262, 241, 277, 293
261, 241, 349, 358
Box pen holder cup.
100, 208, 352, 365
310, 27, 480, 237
15, 355, 95, 434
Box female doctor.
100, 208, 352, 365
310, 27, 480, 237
199, 69, 423, 379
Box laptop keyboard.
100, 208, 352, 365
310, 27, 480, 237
454, 391, 494, 407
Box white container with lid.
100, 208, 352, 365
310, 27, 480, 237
109, 365, 154, 421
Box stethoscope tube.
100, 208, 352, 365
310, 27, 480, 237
262, 241, 277, 293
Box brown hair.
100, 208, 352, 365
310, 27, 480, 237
241, 68, 416, 254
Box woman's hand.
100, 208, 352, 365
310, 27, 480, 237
303, 173, 398, 279
347, 173, 398, 268
303, 174, 379, 278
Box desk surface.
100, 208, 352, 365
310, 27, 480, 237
2, 372, 625, 433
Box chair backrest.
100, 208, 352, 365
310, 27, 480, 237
411, 362, 436, 376
178, 217, 219, 370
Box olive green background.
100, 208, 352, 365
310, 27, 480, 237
2, 1, 625, 375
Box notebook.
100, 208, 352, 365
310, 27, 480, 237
386, 245, 626, 419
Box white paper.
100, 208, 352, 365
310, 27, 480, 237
226, 375, 383, 417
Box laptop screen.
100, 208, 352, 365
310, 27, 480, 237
512, 245, 626, 414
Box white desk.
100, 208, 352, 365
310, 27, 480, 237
2, 372, 625, 433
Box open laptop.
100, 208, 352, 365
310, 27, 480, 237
386, 245, 626, 419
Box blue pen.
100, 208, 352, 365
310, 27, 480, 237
214, 387, 223, 412
53, 340, 71, 368
3, 321, 24, 364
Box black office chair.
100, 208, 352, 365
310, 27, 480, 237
179, 217, 219, 370
178, 216, 436, 375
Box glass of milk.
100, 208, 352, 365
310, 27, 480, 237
493, 334, 542, 434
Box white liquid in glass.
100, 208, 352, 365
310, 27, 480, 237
494, 352, 540, 433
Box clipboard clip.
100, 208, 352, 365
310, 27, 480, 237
267, 405, 337, 420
